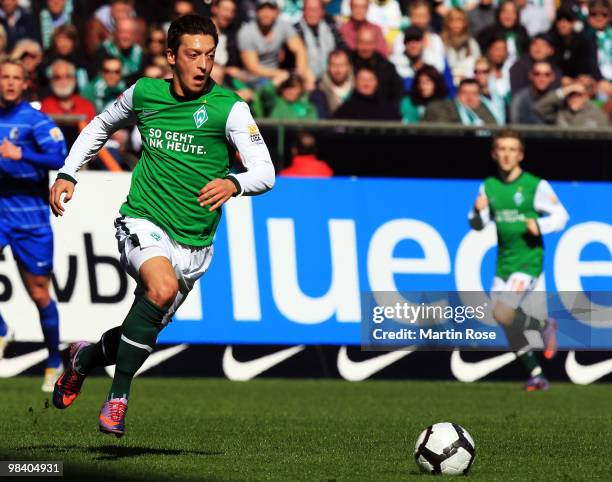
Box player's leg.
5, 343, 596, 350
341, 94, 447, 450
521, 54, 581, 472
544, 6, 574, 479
99, 256, 176, 437
492, 274, 549, 390
18, 268, 62, 391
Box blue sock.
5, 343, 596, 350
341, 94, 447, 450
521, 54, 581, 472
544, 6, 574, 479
0, 312, 7, 337
39, 300, 61, 368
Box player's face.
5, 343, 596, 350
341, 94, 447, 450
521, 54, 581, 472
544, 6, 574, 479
492, 138, 524, 173
167, 34, 216, 97
0, 63, 27, 105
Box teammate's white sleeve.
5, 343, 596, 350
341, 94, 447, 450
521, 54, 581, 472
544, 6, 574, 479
225, 101, 275, 197
534, 179, 569, 235
468, 183, 491, 230
58, 84, 138, 181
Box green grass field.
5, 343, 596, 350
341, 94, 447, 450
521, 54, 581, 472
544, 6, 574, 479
1, 377, 611, 481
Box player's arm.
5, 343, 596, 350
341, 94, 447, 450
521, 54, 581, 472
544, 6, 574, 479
468, 183, 491, 230
224, 101, 275, 196
198, 101, 275, 212
532, 179, 569, 235
50, 84, 138, 217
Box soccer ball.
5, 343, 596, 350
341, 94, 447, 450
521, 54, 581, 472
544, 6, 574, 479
414, 422, 475, 475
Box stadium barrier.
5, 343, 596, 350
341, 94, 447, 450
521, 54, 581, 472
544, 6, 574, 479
1, 174, 612, 382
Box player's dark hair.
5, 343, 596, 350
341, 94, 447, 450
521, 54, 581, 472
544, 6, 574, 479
167, 14, 219, 54
493, 129, 524, 152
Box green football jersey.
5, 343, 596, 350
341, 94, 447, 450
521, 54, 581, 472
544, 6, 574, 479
119, 77, 243, 247
484, 172, 543, 280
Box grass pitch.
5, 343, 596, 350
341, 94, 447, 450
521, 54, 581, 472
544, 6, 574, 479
1, 377, 611, 481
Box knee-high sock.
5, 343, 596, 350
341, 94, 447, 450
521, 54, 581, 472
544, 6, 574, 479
39, 300, 61, 368
0, 311, 7, 336
74, 326, 122, 375
503, 325, 542, 378
511, 308, 547, 332
109, 297, 165, 400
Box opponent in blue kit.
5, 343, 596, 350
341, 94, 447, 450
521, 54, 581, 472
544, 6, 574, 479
0, 59, 67, 391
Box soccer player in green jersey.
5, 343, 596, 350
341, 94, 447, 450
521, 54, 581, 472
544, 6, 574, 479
48, 14, 275, 436
469, 129, 569, 391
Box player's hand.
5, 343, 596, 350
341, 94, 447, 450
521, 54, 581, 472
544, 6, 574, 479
525, 218, 540, 236
49, 178, 75, 217
474, 195, 488, 212
0, 137, 22, 160
198, 178, 237, 212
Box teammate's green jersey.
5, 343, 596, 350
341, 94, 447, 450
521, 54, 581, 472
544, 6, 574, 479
484, 172, 543, 280
120, 77, 242, 247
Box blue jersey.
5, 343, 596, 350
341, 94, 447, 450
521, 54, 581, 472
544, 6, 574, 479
0, 101, 67, 229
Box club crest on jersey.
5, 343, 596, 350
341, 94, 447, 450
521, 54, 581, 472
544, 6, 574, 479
9, 127, 18, 140
193, 105, 208, 128
513, 191, 524, 206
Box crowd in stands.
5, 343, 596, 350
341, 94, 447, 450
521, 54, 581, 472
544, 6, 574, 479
1, 0, 609, 144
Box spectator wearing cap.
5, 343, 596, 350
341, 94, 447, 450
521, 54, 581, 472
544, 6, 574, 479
534, 80, 609, 127
392, 26, 455, 96
311, 48, 353, 117
510, 33, 562, 93
510, 60, 556, 123
237, 0, 315, 89
0, 0, 39, 52
294, 0, 345, 81
333, 66, 400, 120
340, 0, 388, 57
441, 8, 482, 86
352, 24, 404, 102
477, 0, 530, 67
93, 16, 148, 86
423, 78, 498, 124
391, 0, 446, 75
400, 64, 448, 123
549, 7, 601, 81
279, 131, 333, 177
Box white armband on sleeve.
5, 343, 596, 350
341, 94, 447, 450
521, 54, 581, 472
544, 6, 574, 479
534, 180, 569, 235
225, 101, 275, 196
58, 84, 138, 182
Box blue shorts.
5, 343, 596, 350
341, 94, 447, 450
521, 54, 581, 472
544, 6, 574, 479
0, 223, 54, 276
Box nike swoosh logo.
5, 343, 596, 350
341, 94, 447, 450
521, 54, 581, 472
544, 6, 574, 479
0, 348, 49, 377
104, 344, 188, 378
222, 345, 304, 381
141, 110, 158, 117
565, 350, 612, 385
337, 346, 414, 381
450, 350, 516, 382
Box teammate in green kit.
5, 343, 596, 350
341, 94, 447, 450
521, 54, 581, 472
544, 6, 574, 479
469, 129, 569, 391
49, 14, 275, 436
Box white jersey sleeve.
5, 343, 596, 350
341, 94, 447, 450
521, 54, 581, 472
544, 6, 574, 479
225, 101, 275, 197
58, 84, 138, 181
534, 179, 569, 235
468, 183, 491, 230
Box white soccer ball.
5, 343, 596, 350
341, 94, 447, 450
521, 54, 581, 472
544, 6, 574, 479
414, 422, 475, 475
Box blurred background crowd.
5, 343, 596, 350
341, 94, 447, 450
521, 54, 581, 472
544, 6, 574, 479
3, 0, 610, 171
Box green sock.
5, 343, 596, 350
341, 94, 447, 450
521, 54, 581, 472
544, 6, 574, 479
108, 297, 165, 400
512, 308, 547, 332
75, 326, 121, 375
517, 349, 543, 378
